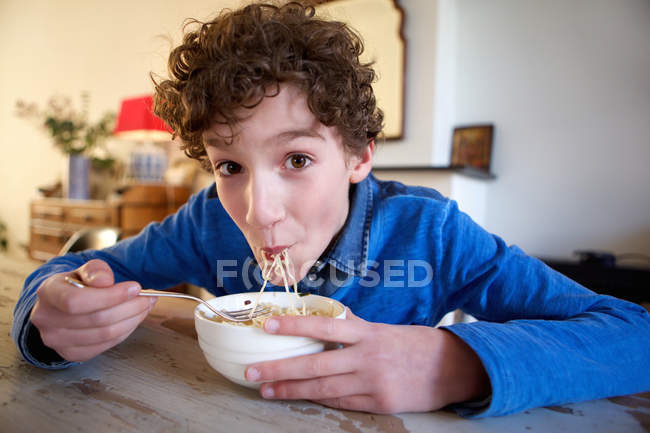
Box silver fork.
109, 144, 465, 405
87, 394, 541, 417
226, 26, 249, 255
63, 276, 271, 322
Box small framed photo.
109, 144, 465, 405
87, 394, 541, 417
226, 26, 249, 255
450, 124, 494, 172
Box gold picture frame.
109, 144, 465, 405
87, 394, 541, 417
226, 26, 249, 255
451, 125, 494, 172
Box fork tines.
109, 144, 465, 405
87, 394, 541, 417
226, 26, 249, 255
225, 305, 272, 320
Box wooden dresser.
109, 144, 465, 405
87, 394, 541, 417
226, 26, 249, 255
29, 184, 191, 261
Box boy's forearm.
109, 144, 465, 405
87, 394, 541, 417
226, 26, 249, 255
442, 298, 650, 418
438, 329, 491, 405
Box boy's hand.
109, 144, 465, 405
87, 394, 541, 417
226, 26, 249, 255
29, 259, 156, 363
245, 309, 490, 413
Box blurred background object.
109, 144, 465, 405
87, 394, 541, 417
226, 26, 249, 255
113, 95, 172, 184
15, 93, 116, 200
58, 226, 121, 255
0, 219, 7, 252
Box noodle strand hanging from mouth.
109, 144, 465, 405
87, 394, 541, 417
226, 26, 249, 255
281, 250, 307, 315
275, 253, 297, 314
248, 249, 306, 319
248, 259, 272, 320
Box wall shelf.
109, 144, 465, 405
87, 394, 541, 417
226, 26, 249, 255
372, 165, 496, 180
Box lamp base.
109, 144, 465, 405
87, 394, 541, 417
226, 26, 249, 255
128, 142, 168, 183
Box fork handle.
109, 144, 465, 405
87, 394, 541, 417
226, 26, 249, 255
64, 277, 235, 321
138, 290, 238, 322
138, 290, 199, 302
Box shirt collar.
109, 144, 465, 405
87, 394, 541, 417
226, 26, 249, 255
320, 174, 374, 277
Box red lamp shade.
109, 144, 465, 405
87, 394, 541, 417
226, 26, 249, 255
113, 95, 172, 141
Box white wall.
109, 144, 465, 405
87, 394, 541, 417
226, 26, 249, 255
0, 0, 442, 256
0, 0, 240, 256
372, 0, 439, 166
431, 0, 458, 166
453, 0, 650, 259
1, 0, 649, 263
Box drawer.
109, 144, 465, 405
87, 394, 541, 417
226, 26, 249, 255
120, 206, 174, 231
29, 227, 69, 259
118, 185, 191, 205
64, 206, 113, 226
31, 203, 64, 222
30, 250, 57, 262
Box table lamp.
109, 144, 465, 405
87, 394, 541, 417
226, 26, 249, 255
113, 95, 172, 183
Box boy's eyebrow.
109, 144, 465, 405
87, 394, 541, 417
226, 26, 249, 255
274, 127, 325, 143
204, 136, 226, 148
203, 127, 325, 148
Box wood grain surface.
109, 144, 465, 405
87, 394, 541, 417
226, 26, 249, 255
0, 254, 648, 433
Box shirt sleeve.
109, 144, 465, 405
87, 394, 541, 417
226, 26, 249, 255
435, 200, 650, 418
11, 258, 85, 369
11, 189, 214, 368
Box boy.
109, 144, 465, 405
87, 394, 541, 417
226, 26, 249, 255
12, 1, 650, 418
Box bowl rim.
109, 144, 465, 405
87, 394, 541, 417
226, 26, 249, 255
193, 292, 346, 329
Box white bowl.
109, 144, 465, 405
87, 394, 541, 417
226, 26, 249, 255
194, 292, 346, 388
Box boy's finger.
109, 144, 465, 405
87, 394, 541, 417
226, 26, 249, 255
246, 346, 358, 382
39, 276, 141, 315
76, 259, 115, 287
33, 295, 154, 329
45, 309, 149, 348
55, 332, 132, 363
311, 395, 378, 413
263, 315, 366, 344
259, 373, 367, 401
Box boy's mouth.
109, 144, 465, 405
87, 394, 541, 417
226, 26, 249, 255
261, 245, 290, 261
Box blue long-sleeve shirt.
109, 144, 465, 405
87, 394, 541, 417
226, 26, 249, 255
12, 173, 650, 417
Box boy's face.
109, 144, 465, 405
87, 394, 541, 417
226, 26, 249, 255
203, 84, 372, 285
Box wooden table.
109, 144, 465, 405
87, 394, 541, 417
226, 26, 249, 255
1, 255, 648, 433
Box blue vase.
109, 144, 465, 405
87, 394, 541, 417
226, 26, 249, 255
68, 154, 90, 200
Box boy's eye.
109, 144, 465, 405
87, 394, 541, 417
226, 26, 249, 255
284, 154, 311, 169
216, 161, 242, 176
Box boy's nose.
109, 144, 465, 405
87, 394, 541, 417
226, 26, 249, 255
245, 174, 285, 229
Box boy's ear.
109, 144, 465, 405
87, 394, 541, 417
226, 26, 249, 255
349, 140, 374, 184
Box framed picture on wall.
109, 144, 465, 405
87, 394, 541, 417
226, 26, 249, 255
315, 0, 405, 139
450, 124, 494, 172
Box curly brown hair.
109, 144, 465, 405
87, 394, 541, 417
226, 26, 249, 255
152, 1, 383, 170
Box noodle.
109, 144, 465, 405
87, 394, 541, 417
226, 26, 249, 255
200, 250, 330, 327
200, 251, 336, 327
200, 303, 331, 328
246, 249, 307, 319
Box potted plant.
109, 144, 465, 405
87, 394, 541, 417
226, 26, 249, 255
16, 93, 116, 200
